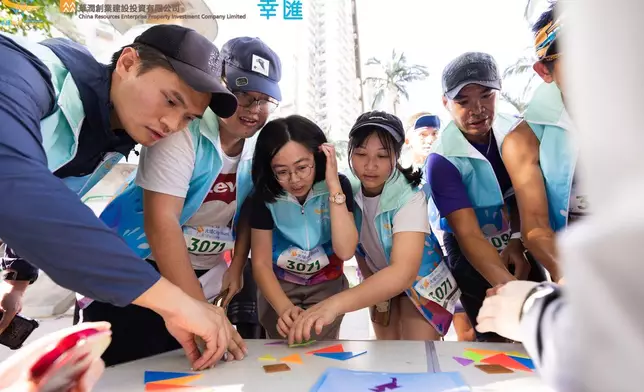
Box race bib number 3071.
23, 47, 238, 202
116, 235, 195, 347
183, 226, 234, 256
414, 263, 461, 314
276, 246, 330, 276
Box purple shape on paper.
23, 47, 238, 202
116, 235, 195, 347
264, 341, 287, 346
369, 377, 402, 391
453, 356, 474, 366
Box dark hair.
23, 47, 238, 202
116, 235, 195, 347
252, 115, 328, 203
348, 126, 423, 188
108, 43, 174, 75
532, 2, 558, 72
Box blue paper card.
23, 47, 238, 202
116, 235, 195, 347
309, 368, 470, 392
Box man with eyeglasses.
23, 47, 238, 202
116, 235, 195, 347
84, 37, 282, 365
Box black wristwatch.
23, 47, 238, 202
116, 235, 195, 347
1, 269, 36, 284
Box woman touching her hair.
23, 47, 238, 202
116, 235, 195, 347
250, 115, 358, 340
289, 111, 460, 344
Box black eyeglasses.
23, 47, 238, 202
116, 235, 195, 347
234, 92, 279, 113
274, 164, 313, 183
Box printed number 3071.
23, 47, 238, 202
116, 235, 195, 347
286, 260, 321, 273
188, 238, 226, 254
427, 279, 453, 303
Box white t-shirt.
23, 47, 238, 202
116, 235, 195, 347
136, 131, 240, 270
358, 190, 431, 273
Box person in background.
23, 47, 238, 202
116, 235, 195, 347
289, 111, 457, 343
250, 115, 357, 340
425, 52, 547, 342
0, 25, 241, 370
406, 113, 441, 167
500, 2, 570, 283
90, 37, 281, 366
406, 112, 473, 341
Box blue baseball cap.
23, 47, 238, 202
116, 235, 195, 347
413, 114, 441, 130
221, 37, 282, 101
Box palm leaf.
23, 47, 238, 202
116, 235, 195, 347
371, 89, 385, 109
363, 49, 429, 110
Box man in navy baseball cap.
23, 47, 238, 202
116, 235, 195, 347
134, 24, 238, 118
85, 36, 285, 363
0, 24, 246, 370
221, 36, 282, 102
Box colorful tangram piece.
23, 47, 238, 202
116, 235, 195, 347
464, 348, 505, 356
506, 351, 530, 359
481, 354, 532, 372
263, 363, 291, 373
280, 353, 304, 364
304, 343, 366, 361
258, 354, 277, 361
453, 356, 474, 366
475, 364, 514, 374
458, 348, 535, 374
462, 350, 486, 362
143, 371, 204, 391
509, 356, 536, 370
306, 344, 344, 355
314, 351, 367, 361
288, 339, 317, 348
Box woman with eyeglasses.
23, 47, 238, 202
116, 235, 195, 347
86, 37, 282, 365
288, 111, 456, 344
250, 115, 358, 340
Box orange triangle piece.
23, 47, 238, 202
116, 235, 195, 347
145, 383, 195, 391
280, 353, 303, 364
306, 344, 344, 355
149, 374, 203, 385
481, 353, 532, 372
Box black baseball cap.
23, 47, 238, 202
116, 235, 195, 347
134, 25, 238, 118
442, 52, 502, 100
221, 37, 282, 101
349, 111, 405, 144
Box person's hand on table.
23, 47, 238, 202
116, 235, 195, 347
164, 298, 234, 370
224, 318, 248, 362
276, 305, 303, 338
476, 281, 541, 342
288, 298, 340, 345
0, 279, 29, 334
0, 322, 110, 392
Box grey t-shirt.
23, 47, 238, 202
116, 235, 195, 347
358, 190, 431, 273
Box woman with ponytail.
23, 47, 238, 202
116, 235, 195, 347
289, 111, 457, 343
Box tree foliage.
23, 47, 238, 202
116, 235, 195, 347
1, 0, 81, 42
364, 50, 429, 115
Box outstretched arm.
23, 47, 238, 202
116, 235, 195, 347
502, 123, 560, 281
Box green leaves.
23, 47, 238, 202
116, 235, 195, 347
1, 0, 79, 40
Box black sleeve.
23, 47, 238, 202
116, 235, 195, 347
250, 194, 275, 230
338, 174, 355, 213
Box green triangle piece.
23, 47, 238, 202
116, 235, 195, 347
258, 354, 277, 361
462, 350, 486, 362
288, 339, 316, 348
